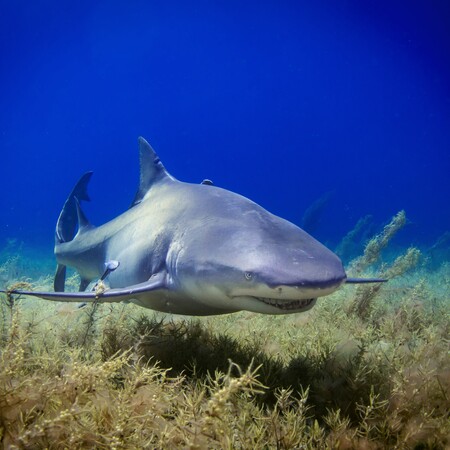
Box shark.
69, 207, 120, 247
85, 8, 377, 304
2, 137, 385, 315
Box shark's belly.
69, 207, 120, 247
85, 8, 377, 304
129, 292, 237, 316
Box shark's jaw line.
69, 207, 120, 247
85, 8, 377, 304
229, 293, 318, 314
254, 296, 316, 311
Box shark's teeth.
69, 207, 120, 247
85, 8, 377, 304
257, 297, 316, 311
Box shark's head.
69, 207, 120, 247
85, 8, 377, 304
172, 195, 347, 315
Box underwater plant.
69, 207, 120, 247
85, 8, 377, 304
349, 246, 422, 320
426, 230, 450, 269
351, 210, 407, 274
300, 191, 334, 234
336, 214, 374, 263
0, 213, 449, 449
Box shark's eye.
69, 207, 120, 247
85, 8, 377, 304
244, 272, 253, 281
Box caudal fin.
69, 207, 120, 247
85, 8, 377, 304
55, 171, 93, 244
54, 171, 93, 292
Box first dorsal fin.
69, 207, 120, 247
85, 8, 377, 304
131, 137, 175, 207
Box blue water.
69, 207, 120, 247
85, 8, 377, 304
1, 1, 449, 256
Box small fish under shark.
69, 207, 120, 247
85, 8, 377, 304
2, 137, 385, 315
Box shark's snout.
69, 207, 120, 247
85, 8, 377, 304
267, 262, 346, 288
254, 239, 347, 293
276, 257, 347, 290
229, 249, 346, 309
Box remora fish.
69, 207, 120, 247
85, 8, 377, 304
3, 137, 385, 315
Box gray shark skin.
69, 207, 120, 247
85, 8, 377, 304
2, 137, 385, 315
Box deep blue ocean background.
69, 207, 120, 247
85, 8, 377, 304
1, 1, 449, 262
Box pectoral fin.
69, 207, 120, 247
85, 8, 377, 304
2, 274, 167, 304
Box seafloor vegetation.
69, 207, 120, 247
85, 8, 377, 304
0, 212, 449, 449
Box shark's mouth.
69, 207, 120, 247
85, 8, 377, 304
256, 297, 316, 311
